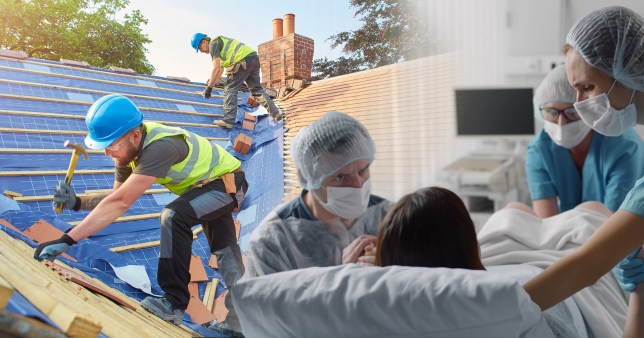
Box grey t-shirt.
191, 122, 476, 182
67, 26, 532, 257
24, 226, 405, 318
115, 134, 189, 182
209, 38, 223, 61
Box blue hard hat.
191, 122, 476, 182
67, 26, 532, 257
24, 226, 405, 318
191, 33, 206, 52
84, 94, 144, 150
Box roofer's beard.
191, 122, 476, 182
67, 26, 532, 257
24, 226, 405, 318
111, 142, 138, 166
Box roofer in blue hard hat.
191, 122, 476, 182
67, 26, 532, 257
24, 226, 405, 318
33, 94, 248, 337
191, 32, 283, 129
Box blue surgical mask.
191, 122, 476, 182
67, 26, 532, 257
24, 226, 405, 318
573, 80, 637, 137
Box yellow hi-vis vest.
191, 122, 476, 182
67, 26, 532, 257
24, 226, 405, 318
129, 122, 241, 195
213, 35, 255, 68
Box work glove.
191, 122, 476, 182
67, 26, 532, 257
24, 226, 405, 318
33, 234, 77, 261
202, 86, 213, 99
613, 247, 644, 292
53, 181, 78, 210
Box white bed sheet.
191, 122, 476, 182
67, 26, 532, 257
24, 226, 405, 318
479, 208, 628, 338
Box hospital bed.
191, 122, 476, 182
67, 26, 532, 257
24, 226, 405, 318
232, 208, 626, 338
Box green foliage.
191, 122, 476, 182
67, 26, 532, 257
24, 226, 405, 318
312, 0, 439, 79
0, 0, 154, 74
311, 57, 364, 81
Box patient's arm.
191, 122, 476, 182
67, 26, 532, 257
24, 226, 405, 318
624, 288, 644, 338
532, 198, 559, 218
524, 210, 644, 310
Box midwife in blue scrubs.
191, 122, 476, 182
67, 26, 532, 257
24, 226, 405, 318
526, 64, 644, 218
524, 7, 644, 337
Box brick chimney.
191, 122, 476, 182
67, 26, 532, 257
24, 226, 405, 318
258, 13, 314, 89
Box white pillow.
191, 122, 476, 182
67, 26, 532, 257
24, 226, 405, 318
232, 264, 554, 338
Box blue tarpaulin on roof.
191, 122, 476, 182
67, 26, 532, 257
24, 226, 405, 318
0, 56, 285, 337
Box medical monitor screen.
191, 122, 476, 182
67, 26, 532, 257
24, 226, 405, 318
455, 88, 534, 135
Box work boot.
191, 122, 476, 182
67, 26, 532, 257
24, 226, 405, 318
213, 120, 234, 129
208, 321, 245, 338
140, 296, 184, 325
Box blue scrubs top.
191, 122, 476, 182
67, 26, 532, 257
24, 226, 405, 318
620, 176, 644, 217
526, 129, 644, 212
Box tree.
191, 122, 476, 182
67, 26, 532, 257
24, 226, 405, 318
311, 57, 364, 81
312, 0, 441, 79
0, 0, 154, 74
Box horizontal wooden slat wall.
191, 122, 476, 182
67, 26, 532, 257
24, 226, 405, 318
279, 54, 460, 201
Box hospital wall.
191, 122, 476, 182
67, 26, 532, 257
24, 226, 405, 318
368, 0, 644, 205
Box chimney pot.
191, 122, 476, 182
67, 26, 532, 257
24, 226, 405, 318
283, 13, 295, 35
272, 18, 283, 39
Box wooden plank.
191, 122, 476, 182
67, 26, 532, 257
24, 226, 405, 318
205, 278, 218, 312
0, 106, 221, 120
0, 274, 13, 312
0, 148, 102, 154
15, 189, 170, 202
0, 232, 197, 337
84, 188, 168, 194
202, 280, 213, 307
110, 240, 160, 253
70, 213, 161, 226
3, 57, 203, 88
0, 169, 113, 177
0, 252, 101, 337
109, 225, 201, 252
0, 78, 226, 107
0, 65, 199, 97
44, 260, 136, 311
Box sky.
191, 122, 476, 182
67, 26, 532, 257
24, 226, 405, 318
124, 0, 363, 82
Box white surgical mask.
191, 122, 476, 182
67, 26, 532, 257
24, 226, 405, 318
543, 120, 591, 149
314, 179, 371, 220
574, 80, 637, 137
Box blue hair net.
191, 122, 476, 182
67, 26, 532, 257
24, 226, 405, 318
292, 112, 375, 190
533, 64, 576, 120
566, 6, 644, 91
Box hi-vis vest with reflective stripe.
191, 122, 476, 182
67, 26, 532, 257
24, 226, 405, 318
129, 122, 241, 195
213, 35, 255, 68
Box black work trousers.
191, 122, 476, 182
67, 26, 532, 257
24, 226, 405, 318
157, 171, 248, 312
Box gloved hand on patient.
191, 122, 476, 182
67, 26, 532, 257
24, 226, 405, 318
613, 246, 644, 292
343, 234, 377, 265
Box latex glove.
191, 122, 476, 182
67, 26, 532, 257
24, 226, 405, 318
202, 86, 213, 99
342, 235, 377, 264
613, 247, 644, 292
52, 181, 78, 210
33, 234, 77, 261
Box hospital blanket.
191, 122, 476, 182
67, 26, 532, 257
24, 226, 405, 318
478, 208, 628, 338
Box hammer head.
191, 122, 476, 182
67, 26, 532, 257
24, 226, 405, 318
64, 140, 89, 160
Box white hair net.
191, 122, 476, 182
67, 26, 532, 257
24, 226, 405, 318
292, 112, 375, 190
533, 64, 576, 120
566, 6, 644, 91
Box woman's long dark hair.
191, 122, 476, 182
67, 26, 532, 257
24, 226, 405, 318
375, 186, 485, 270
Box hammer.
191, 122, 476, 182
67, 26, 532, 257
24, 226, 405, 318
53, 140, 89, 213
